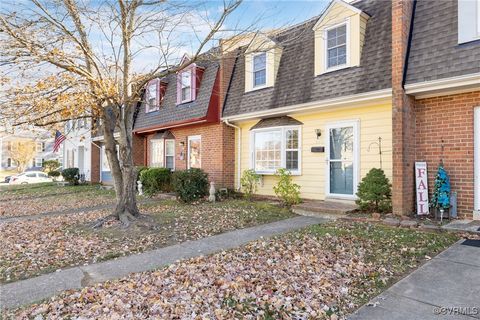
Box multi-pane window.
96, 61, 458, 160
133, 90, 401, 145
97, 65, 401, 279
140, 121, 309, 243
165, 140, 175, 170
326, 24, 347, 69
181, 71, 192, 102
253, 127, 300, 174
150, 139, 175, 170
150, 139, 165, 168
146, 81, 158, 112
35, 158, 43, 167
36, 142, 45, 152
253, 52, 267, 87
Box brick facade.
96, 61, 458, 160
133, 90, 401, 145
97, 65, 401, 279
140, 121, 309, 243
142, 122, 235, 189
392, 0, 416, 215
414, 91, 480, 219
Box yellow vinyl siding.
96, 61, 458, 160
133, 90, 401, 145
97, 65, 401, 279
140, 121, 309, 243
234, 102, 392, 200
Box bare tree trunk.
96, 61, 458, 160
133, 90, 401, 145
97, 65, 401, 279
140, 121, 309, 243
102, 104, 140, 226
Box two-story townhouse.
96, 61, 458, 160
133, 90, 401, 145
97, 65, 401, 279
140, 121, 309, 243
131, 53, 235, 189
222, 0, 393, 203
0, 127, 59, 172
62, 118, 94, 181
393, 0, 480, 219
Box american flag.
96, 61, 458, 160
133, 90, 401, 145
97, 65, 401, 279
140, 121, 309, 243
53, 130, 66, 152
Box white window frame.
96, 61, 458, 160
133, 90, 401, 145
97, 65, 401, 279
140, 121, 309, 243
35, 158, 43, 167
165, 139, 175, 170
252, 52, 267, 89
187, 135, 201, 169
181, 71, 192, 103
250, 125, 302, 175
325, 120, 360, 200
324, 20, 350, 73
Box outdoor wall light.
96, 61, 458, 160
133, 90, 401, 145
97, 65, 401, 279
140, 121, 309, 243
315, 129, 322, 139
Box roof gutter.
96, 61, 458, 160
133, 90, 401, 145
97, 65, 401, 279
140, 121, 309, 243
405, 73, 480, 98
133, 117, 208, 134
221, 88, 392, 122
224, 119, 242, 191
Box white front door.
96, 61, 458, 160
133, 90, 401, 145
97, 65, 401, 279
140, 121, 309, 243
326, 121, 359, 199
474, 107, 480, 215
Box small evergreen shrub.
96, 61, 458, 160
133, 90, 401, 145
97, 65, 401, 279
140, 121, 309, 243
140, 167, 172, 196
136, 166, 149, 182
240, 169, 261, 200
356, 168, 392, 213
62, 168, 80, 185
172, 168, 209, 203
273, 168, 301, 207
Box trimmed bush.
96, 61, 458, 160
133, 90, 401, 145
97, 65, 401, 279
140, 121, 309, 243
273, 168, 301, 207
48, 170, 61, 180
356, 168, 392, 213
62, 168, 80, 185
140, 167, 172, 196
172, 168, 209, 203
136, 166, 149, 181
240, 169, 261, 200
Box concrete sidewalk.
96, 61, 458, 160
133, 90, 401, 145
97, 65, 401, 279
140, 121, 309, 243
349, 240, 480, 320
0, 215, 325, 309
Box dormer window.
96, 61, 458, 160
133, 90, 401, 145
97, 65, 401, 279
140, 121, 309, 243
253, 52, 267, 87
181, 71, 192, 102
146, 80, 159, 113
326, 24, 347, 69
458, 0, 480, 44
313, 0, 369, 76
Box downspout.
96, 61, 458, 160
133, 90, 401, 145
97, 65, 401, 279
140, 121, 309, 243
224, 119, 241, 191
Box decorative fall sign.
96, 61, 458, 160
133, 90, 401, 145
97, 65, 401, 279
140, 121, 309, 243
415, 162, 429, 215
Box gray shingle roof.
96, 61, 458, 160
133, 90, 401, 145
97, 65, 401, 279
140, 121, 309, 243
250, 116, 303, 130
133, 59, 219, 131
222, 0, 392, 118
405, 0, 480, 85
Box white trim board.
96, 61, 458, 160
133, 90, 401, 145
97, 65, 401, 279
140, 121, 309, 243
221, 88, 392, 122
405, 73, 480, 99
474, 107, 480, 217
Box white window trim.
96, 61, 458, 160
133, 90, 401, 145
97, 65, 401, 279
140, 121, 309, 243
474, 107, 480, 215
252, 52, 268, 90
477, 0, 480, 36
181, 70, 193, 103
35, 157, 43, 167
249, 125, 302, 176
325, 119, 360, 200
165, 139, 176, 170
324, 19, 350, 73
187, 135, 201, 169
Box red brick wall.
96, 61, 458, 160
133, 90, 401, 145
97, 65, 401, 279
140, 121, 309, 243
144, 122, 235, 189
415, 91, 480, 219
132, 134, 145, 166
90, 142, 100, 183
392, 0, 416, 215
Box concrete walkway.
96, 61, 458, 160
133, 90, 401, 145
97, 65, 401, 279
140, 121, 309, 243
0, 215, 325, 309
349, 239, 480, 320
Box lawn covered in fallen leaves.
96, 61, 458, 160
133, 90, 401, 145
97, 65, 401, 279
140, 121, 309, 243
4, 222, 459, 319
0, 184, 116, 217
0, 200, 294, 283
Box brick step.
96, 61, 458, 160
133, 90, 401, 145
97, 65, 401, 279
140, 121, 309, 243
293, 200, 357, 219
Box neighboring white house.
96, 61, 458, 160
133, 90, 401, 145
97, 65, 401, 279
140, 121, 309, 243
62, 119, 93, 181
0, 127, 60, 172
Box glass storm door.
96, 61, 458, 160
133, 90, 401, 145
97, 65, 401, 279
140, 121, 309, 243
326, 122, 358, 198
